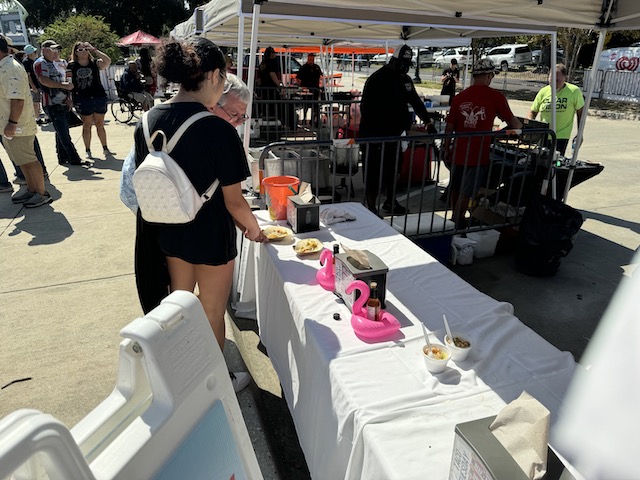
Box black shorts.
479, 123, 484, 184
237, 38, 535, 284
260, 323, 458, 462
450, 164, 488, 197
75, 96, 108, 116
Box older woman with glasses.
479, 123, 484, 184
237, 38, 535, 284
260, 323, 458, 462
133, 37, 266, 393
68, 42, 112, 159
208, 73, 250, 128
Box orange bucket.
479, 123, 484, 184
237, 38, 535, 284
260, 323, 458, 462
262, 175, 300, 220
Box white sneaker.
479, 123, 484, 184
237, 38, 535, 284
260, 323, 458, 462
229, 371, 251, 393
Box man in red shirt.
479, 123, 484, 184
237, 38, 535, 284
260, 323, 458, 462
444, 58, 522, 228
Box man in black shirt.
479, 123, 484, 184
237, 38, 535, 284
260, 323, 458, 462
297, 53, 323, 124
440, 59, 460, 105
359, 45, 433, 215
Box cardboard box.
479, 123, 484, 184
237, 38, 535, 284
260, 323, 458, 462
449, 416, 576, 480
286, 194, 320, 233
334, 251, 388, 311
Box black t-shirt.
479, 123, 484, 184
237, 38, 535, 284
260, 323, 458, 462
441, 67, 459, 95
259, 57, 281, 88
22, 57, 39, 88
68, 60, 107, 98
297, 62, 323, 89
134, 102, 250, 265
359, 64, 429, 137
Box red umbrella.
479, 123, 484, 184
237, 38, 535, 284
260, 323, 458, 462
117, 30, 161, 47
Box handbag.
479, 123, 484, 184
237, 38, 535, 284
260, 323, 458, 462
67, 109, 83, 128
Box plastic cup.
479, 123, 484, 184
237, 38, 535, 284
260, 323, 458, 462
261, 175, 300, 220
444, 333, 472, 362
422, 343, 451, 373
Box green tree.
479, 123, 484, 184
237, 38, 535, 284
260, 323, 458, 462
41, 14, 121, 63
527, 29, 597, 79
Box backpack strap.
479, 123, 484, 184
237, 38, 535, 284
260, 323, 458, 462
142, 111, 168, 153
166, 111, 215, 153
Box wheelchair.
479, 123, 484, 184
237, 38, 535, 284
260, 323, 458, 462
110, 80, 145, 123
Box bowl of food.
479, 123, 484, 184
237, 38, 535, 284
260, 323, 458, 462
293, 238, 323, 256
444, 333, 472, 362
263, 226, 293, 241
422, 343, 451, 374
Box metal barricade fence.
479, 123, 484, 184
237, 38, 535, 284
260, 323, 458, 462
250, 89, 361, 147
255, 128, 555, 240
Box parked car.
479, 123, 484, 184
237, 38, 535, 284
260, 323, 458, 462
369, 47, 435, 67
485, 44, 532, 71
531, 47, 564, 65
433, 47, 470, 68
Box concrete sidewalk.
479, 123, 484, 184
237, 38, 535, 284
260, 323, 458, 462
0, 115, 279, 477
1, 90, 639, 478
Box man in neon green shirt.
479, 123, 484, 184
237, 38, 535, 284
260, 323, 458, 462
529, 63, 584, 156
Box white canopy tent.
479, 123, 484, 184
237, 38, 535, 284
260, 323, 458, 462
171, 0, 640, 199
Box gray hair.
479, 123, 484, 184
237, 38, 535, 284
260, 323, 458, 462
218, 73, 251, 106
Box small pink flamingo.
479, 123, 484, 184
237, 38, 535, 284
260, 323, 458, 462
316, 248, 335, 291
346, 280, 400, 340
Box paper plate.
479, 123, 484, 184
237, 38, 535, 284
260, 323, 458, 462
293, 238, 324, 256
263, 226, 293, 241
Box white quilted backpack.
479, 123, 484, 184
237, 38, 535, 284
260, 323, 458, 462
133, 111, 220, 224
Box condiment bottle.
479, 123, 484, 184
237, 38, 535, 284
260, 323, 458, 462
366, 281, 381, 321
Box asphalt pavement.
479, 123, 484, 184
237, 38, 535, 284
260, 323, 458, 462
1, 79, 638, 478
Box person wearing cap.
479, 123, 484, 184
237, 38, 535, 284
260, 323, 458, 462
21, 45, 43, 123
443, 58, 522, 229
359, 44, 434, 215
528, 63, 584, 156
440, 58, 460, 105
34, 40, 84, 166
120, 60, 154, 111
0, 34, 51, 206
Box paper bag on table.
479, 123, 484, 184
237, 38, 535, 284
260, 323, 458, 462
489, 391, 550, 479
340, 244, 371, 269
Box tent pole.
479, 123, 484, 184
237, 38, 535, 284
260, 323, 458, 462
237, 13, 245, 139
243, 1, 262, 152
562, 28, 607, 203
550, 31, 558, 199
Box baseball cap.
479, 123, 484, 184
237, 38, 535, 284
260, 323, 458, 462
41, 40, 61, 50
24, 44, 37, 54
392, 44, 413, 64
472, 58, 497, 74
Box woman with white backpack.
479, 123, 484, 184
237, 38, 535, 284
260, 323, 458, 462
133, 37, 267, 393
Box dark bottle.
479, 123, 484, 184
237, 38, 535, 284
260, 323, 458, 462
333, 244, 339, 264
366, 281, 381, 321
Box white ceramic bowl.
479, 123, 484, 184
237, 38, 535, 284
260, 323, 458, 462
422, 343, 451, 373
444, 333, 472, 362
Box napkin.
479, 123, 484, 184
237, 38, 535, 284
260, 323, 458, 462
489, 391, 550, 479
320, 208, 356, 225
340, 244, 371, 269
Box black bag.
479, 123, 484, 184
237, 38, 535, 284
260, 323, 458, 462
67, 109, 83, 128
515, 194, 584, 276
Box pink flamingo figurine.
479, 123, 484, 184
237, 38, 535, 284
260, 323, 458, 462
316, 248, 335, 291
345, 280, 400, 340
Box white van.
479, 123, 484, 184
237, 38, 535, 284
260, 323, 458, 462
485, 44, 532, 71
597, 45, 640, 72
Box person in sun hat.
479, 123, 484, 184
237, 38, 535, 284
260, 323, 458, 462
0, 34, 50, 207
21, 45, 44, 123
443, 57, 522, 229
359, 44, 435, 216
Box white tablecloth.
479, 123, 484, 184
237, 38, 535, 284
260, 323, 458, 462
253, 203, 576, 480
